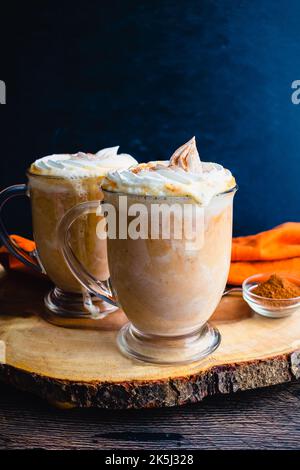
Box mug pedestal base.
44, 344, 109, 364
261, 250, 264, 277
117, 322, 221, 365
43, 287, 118, 329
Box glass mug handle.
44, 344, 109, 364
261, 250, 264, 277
58, 200, 118, 308
0, 184, 44, 273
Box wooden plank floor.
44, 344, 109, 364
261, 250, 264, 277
0, 381, 300, 450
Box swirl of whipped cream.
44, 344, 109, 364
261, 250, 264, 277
102, 138, 236, 205
169, 136, 202, 173
30, 147, 138, 178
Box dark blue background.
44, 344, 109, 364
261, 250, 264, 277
0, 0, 299, 236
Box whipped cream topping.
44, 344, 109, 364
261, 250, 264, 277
30, 147, 138, 178
169, 137, 202, 173
103, 138, 236, 205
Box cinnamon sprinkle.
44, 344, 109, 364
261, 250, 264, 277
252, 274, 300, 299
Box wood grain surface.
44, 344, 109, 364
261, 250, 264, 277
0, 381, 300, 450
0, 270, 300, 409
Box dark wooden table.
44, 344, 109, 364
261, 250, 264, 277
1, 381, 300, 450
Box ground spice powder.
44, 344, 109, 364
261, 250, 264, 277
253, 274, 300, 299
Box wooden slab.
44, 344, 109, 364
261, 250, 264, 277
0, 269, 300, 409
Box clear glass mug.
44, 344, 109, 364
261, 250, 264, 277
0, 172, 117, 327
58, 186, 237, 364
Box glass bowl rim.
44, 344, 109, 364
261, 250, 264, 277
242, 273, 300, 302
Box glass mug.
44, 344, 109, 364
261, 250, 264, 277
0, 172, 117, 327
58, 186, 237, 364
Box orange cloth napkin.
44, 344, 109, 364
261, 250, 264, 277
0, 234, 38, 273
1, 223, 300, 286
229, 222, 300, 285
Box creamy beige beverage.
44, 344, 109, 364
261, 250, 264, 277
29, 147, 137, 292
59, 137, 236, 361
102, 138, 236, 338
29, 173, 106, 292
104, 191, 233, 336
28, 147, 137, 321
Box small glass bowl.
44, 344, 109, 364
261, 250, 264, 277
242, 273, 300, 318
